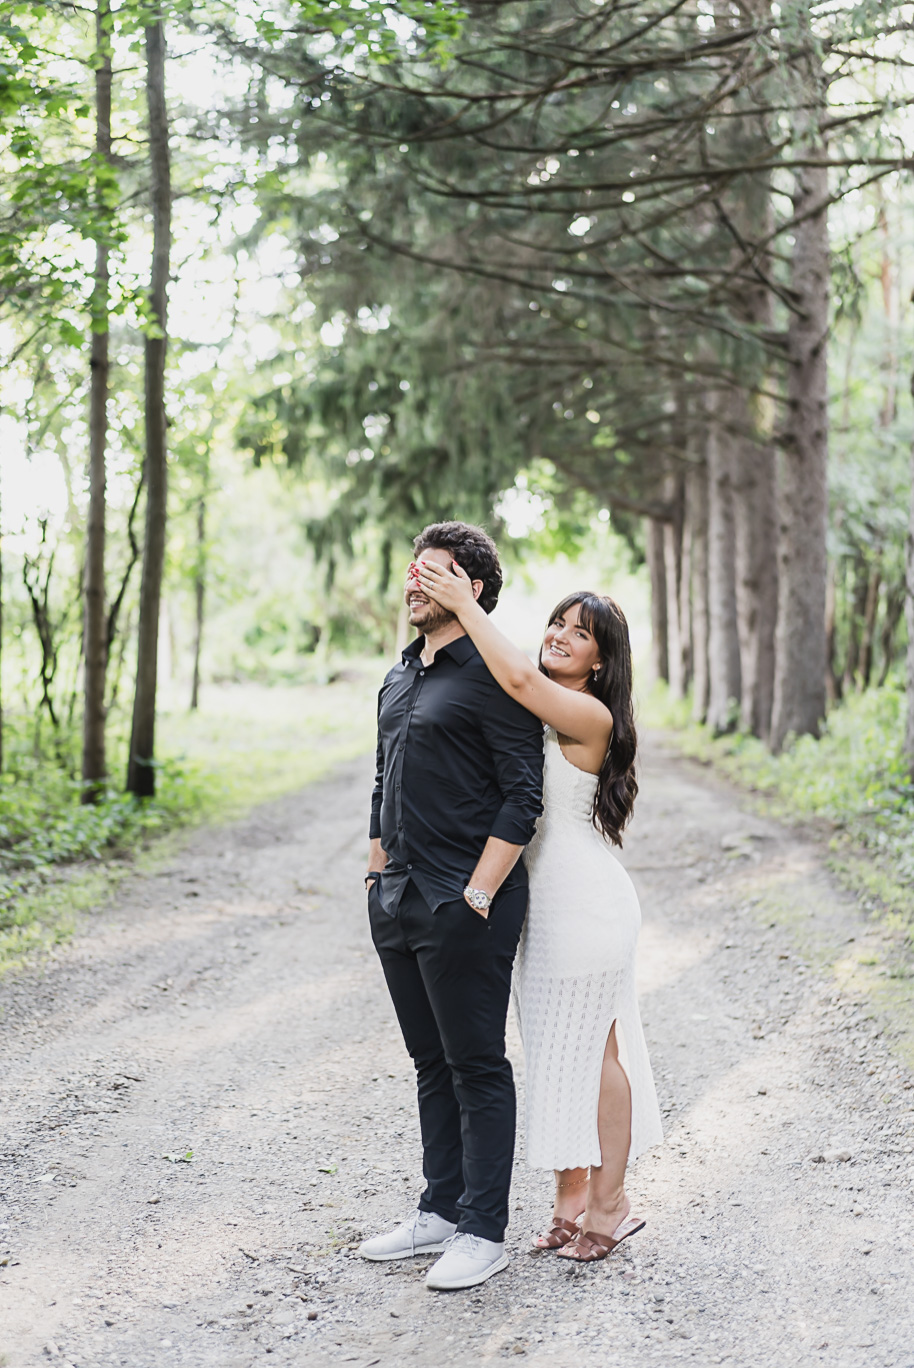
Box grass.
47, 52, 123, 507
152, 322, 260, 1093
0, 665, 381, 973
642, 680, 914, 934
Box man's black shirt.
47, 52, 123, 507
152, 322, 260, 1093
369, 634, 544, 916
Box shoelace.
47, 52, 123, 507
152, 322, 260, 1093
409, 1211, 429, 1254
409, 1210, 445, 1253
444, 1232, 484, 1254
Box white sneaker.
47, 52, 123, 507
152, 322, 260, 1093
425, 1233, 509, 1290
358, 1209, 457, 1261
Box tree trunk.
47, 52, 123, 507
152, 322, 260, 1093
876, 581, 904, 687
731, 176, 779, 741
127, 19, 171, 797
706, 402, 741, 733
645, 516, 669, 685
769, 134, 829, 752
824, 556, 841, 704
663, 471, 688, 699
878, 191, 898, 429
905, 404, 914, 779
842, 556, 868, 695
678, 473, 693, 699
190, 490, 206, 711
0, 461, 3, 773
857, 561, 882, 691
687, 459, 710, 723
732, 433, 778, 739
82, 0, 112, 802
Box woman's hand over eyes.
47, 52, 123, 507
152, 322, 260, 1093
415, 559, 478, 613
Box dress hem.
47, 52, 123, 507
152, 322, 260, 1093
523, 1133, 664, 1173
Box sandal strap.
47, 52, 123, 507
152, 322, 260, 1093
559, 1217, 645, 1263
558, 1230, 618, 1263
534, 1216, 581, 1249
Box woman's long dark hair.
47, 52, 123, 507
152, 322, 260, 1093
539, 592, 638, 847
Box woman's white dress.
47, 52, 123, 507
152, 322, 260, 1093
514, 726, 664, 1170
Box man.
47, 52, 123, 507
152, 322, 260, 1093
359, 521, 544, 1291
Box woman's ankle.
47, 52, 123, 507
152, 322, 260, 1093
553, 1195, 586, 1221
553, 1171, 589, 1220
583, 1188, 629, 1231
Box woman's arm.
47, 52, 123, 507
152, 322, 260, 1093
414, 559, 612, 746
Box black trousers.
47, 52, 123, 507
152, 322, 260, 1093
368, 878, 527, 1242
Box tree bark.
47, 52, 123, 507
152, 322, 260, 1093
878, 191, 898, 429
127, 18, 171, 797
842, 556, 868, 695
857, 561, 882, 691
824, 556, 841, 704
645, 517, 669, 685
663, 470, 688, 699
706, 400, 741, 733
190, 491, 206, 712
905, 401, 914, 778
876, 581, 904, 687
0, 461, 3, 773
82, 0, 112, 802
687, 458, 710, 723
732, 433, 778, 739
678, 473, 693, 700
729, 160, 779, 741
769, 129, 830, 752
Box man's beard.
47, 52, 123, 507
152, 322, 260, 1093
409, 597, 456, 635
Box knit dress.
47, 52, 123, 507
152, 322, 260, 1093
513, 727, 664, 1170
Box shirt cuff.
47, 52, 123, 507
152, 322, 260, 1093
369, 813, 382, 840
489, 808, 537, 847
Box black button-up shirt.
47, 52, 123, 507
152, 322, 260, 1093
369, 634, 544, 916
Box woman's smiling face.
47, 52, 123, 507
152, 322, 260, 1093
541, 601, 602, 686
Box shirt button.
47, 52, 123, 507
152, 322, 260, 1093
395, 783, 401, 790
419, 670, 425, 677
407, 863, 412, 870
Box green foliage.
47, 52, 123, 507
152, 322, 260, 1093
286, 2, 466, 59
0, 0, 128, 348
0, 715, 207, 937
649, 684, 914, 925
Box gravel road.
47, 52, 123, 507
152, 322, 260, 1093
2, 735, 913, 1368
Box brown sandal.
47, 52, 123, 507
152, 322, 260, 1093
530, 1216, 581, 1252
556, 1215, 645, 1262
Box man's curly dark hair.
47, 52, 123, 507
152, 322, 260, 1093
412, 521, 503, 615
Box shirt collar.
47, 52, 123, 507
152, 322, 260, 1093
401, 633, 479, 667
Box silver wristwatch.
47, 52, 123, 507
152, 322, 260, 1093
464, 886, 493, 913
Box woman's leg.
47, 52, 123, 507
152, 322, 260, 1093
551, 1167, 589, 1223
580, 1022, 632, 1235
530, 1165, 588, 1248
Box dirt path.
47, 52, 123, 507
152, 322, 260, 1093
2, 736, 913, 1368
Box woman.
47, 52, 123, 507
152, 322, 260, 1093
414, 558, 664, 1263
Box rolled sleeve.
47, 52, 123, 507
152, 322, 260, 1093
481, 688, 544, 846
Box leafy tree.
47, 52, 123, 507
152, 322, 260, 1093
225, 0, 913, 747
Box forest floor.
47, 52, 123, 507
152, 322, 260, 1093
2, 735, 914, 1368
